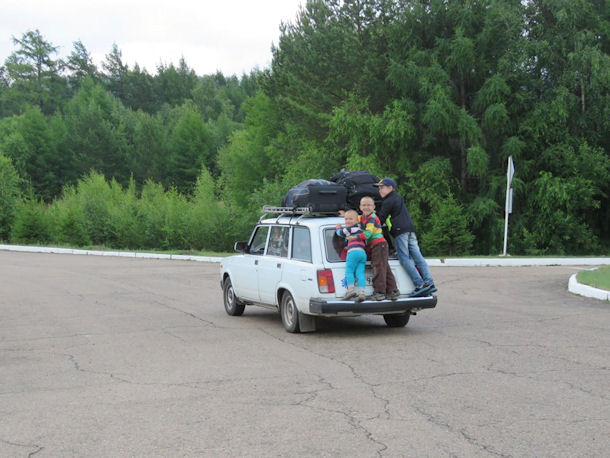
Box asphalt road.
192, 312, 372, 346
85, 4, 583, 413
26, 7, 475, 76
1, 251, 608, 457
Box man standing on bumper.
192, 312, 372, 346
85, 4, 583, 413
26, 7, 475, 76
374, 177, 437, 297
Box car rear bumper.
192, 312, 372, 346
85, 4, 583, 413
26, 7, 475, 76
309, 294, 437, 315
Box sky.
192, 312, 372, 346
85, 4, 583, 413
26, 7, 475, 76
1, 0, 304, 76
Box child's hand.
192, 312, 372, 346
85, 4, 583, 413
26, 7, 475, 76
346, 235, 357, 241
336, 224, 342, 229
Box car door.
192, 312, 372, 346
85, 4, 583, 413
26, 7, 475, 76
230, 225, 269, 301
281, 225, 317, 308
257, 225, 290, 305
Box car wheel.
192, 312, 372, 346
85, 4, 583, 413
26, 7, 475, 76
280, 291, 300, 333
383, 313, 410, 328
223, 277, 245, 316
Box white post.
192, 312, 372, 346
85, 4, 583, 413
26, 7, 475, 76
502, 156, 514, 256
502, 205, 509, 256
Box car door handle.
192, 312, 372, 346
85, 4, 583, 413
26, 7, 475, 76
254, 260, 259, 265
276, 263, 282, 269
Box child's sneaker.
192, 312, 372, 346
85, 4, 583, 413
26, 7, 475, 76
342, 290, 358, 300
356, 291, 366, 302
387, 290, 400, 301
371, 292, 386, 301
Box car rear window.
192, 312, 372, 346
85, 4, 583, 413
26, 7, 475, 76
324, 228, 346, 263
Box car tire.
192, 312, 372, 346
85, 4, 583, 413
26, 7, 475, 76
280, 291, 300, 333
223, 277, 245, 316
383, 313, 410, 328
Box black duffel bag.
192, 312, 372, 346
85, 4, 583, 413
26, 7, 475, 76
330, 170, 381, 209
281, 179, 348, 213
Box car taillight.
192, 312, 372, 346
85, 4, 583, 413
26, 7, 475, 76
317, 269, 335, 293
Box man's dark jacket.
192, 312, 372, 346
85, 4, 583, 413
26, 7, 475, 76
376, 191, 416, 237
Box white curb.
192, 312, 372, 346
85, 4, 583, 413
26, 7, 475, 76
427, 257, 610, 267
568, 273, 610, 301
0, 244, 223, 263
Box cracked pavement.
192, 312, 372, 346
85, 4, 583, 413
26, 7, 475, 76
0, 251, 608, 456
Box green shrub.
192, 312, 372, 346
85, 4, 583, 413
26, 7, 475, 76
105, 178, 143, 249
0, 153, 21, 241
185, 168, 218, 250
161, 189, 189, 249
138, 180, 167, 248
8, 168, 262, 253
11, 198, 52, 244
76, 171, 114, 244
138, 181, 189, 250
422, 196, 474, 256
49, 187, 90, 246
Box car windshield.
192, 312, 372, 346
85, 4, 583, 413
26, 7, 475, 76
249, 226, 269, 255
324, 227, 346, 263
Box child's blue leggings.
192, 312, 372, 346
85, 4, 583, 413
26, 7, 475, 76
345, 249, 367, 289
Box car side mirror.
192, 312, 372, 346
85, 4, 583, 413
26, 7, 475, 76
234, 241, 248, 253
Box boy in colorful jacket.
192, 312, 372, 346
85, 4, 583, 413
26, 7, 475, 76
358, 196, 400, 301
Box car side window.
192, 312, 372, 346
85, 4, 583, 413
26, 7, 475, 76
267, 226, 289, 257
249, 226, 269, 255
324, 228, 345, 263
292, 226, 312, 262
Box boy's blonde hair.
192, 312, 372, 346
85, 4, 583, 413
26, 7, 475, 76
360, 196, 375, 206
344, 209, 359, 219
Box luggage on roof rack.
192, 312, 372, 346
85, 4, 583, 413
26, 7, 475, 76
280, 179, 348, 213
329, 169, 380, 209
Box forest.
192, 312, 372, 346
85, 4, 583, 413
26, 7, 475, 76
0, 0, 609, 256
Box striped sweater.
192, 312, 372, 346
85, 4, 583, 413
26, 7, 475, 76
358, 212, 387, 246
336, 224, 366, 252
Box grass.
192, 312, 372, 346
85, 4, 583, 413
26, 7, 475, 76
577, 266, 610, 290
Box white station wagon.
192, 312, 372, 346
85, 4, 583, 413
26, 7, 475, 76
220, 207, 437, 333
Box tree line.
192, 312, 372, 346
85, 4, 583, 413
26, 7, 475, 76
1, 0, 609, 256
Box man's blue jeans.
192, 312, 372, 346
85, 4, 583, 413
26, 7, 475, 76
394, 232, 434, 288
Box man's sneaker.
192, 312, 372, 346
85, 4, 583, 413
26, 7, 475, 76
408, 284, 432, 297
387, 290, 400, 301
356, 291, 366, 302
424, 283, 437, 294
342, 290, 358, 300
371, 292, 386, 301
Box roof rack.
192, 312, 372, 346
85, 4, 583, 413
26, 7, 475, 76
262, 205, 312, 215
260, 205, 311, 222
260, 205, 341, 222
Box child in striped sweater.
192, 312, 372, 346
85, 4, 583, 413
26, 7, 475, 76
336, 209, 367, 302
